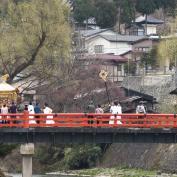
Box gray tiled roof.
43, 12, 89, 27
100, 34, 147, 43
79, 29, 109, 37
135, 16, 164, 24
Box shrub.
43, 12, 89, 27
63, 145, 102, 170
0, 144, 17, 157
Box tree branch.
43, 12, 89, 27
8, 32, 46, 83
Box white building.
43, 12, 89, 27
78, 29, 147, 55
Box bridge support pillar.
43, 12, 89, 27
20, 143, 34, 177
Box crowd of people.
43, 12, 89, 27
0, 102, 53, 114
89, 101, 146, 114
88, 100, 147, 125
0, 102, 53, 124
0, 100, 147, 125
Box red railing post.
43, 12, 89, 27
93, 114, 97, 128
174, 114, 177, 128
23, 111, 29, 128
114, 115, 117, 127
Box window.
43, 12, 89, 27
135, 47, 150, 52
117, 65, 122, 71
94, 45, 104, 53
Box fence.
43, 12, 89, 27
0, 112, 177, 128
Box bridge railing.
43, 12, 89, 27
0, 112, 176, 128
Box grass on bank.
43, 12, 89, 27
74, 167, 157, 177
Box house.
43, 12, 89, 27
126, 16, 164, 36
75, 29, 160, 77
120, 37, 160, 75
86, 34, 148, 55
77, 29, 148, 55
120, 88, 157, 113
74, 29, 117, 56
79, 53, 128, 82
75, 17, 100, 30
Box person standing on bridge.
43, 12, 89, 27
17, 102, 25, 113
28, 102, 36, 124
95, 104, 104, 113
87, 100, 95, 124
1, 104, 9, 124
34, 103, 41, 124
95, 104, 104, 125
43, 103, 54, 124
109, 102, 122, 125
9, 102, 17, 124
136, 102, 146, 114
136, 101, 146, 124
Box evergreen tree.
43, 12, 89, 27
94, 0, 117, 28
157, 0, 176, 17
113, 0, 136, 32
73, 0, 95, 25
121, 0, 136, 25
136, 0, 157, 35
136, 0, 156, 15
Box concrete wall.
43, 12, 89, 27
122, 74, 177, 107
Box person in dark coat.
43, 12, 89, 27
87, 100, 95, 113
34, 103, 41, 124
9, 102, 17, 124
87, 100, 95, 124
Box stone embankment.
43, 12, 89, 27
122, 74, 177, 104
100, 143, 177, 173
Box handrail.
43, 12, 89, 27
0, 112, 176, 128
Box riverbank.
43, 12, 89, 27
47, 168, 177, 177
3, 144, 177, 176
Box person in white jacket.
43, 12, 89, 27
1, 104, 9, 124
43, 103, 54, 124
109, 102, 122, 125
28, 102, 36, 124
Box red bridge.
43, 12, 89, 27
0, 112, 177, 144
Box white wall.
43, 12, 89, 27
109, 42, 132, 55
85, 36, 132, 55
143, 24, 157, 35
86, 36, 110, 54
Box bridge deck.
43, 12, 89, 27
0, 127, 177, 144
0, 112, 176, 143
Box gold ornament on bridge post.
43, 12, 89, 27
1, 74, 9, 82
